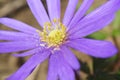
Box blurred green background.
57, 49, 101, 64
0, 0, 120, 80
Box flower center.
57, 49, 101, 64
38, 19, 67, 48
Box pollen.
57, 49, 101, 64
37, 19, 67, 47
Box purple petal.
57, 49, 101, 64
61, 46, 80, 70
6, 51, 50, 80
69, 14, 114, 39
67, 38, 117, 58
68, 0, 120, 38
47, 51, 59, 80
0, 41, 37, 53
27, 0, 50, 27
68, 0, 94, 29
0, 30, 35, 41
12, 48, 41, 57
0, 18, 37, 35
63, 0, 78, 26
47, 0, 60, 20
57, 52, 75, 80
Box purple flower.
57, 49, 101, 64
0, 0, 120, 80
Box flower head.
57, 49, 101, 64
0, 0, 120, 80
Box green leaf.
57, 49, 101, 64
87, 32, 108, 40
107, 55, 117, 62
112, 11, 120, 29
112, 29, 120, 37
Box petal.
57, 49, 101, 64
47, 0, 60, 20
68, 0, 94, 29
57, 52, 75, 80
12, 48, 41, 57
0, 18, 37, 34
61, 46, 80, 70
0, 41, 37, 53
69, 0, 120, 38
69, 14, 115, 39
6, 51, 50, 80
63, 0, 78, 26
27, 0, 50, 27
67, 38, 117, 58
0, 30, 35, 41
47, 52, 59, 80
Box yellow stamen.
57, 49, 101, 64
38, 19, 66, 47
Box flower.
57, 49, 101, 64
0, 0, 120, 80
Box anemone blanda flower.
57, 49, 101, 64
0, 0, 120, 80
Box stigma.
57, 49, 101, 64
37, 19, 67, 48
